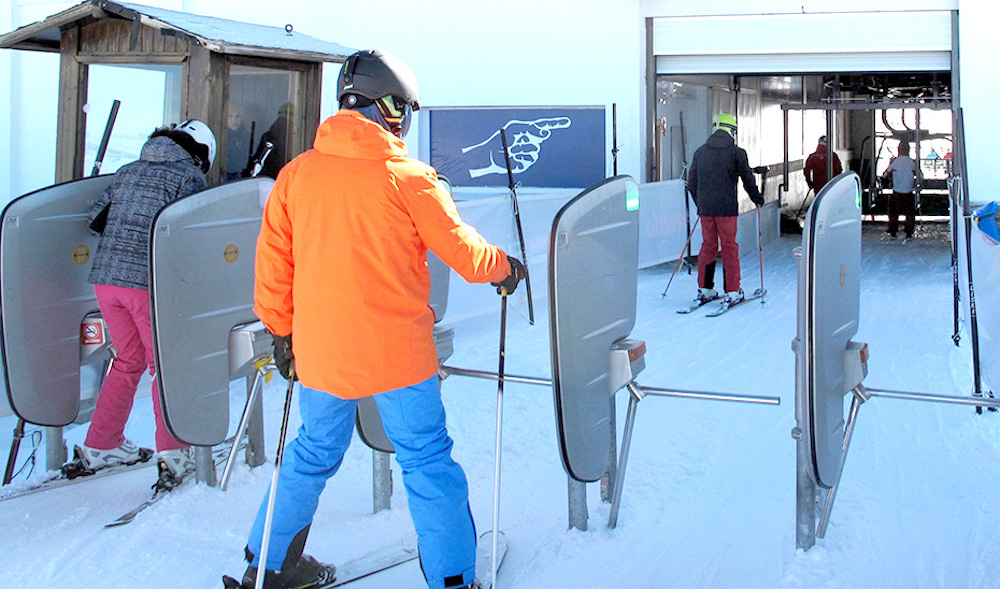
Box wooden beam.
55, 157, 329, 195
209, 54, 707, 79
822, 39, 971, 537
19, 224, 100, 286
302, 62, 322, 149
186, 44, 226, 186
56, 25, 87, 182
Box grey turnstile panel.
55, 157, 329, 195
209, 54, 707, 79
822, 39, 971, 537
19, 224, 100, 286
356, 252, 452, 453
550, 176, 640, 483
796, 172, 862, 489
428, 253, 449, 321
229, 321, 272, 380
150, 178, 273, 446
0, 176, 113, 426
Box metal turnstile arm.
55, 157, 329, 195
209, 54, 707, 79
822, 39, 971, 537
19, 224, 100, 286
817, 386, 867, 538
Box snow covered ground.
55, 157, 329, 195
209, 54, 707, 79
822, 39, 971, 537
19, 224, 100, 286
2, 220, 999, 589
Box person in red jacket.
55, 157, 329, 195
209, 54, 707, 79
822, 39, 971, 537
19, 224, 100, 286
228, 50, 524, 589
803, 136, 843, 194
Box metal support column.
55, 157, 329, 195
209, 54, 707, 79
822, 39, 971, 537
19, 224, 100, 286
568, 476, 588, 531
373, 450, 393, 513
45, 426, 66, 471
195, 445, 217, 487
794, 423, 817, 550
871, 108, 878, 212
825, 110, 834, 190
602, 398, 617, 503
915, 108, 923, 217
245, 373, 266, 468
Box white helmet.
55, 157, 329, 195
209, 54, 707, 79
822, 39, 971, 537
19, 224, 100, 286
176, 119, 217, 173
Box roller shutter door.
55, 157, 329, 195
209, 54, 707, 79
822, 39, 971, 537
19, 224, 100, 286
654, 11, 952, 74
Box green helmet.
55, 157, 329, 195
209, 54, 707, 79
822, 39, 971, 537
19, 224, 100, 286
712, 113, 737, 137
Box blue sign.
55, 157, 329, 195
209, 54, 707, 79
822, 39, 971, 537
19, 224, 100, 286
428, 107, 605, 188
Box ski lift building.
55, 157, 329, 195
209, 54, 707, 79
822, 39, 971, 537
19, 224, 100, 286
0, 0, 354, 185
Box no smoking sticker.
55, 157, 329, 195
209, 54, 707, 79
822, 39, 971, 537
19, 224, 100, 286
81, 322, 104, 345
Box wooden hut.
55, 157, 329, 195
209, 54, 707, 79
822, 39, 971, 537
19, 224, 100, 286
0, 0, 354, 185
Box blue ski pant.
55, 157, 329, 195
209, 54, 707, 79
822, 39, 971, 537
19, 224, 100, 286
246, 375, 477, 589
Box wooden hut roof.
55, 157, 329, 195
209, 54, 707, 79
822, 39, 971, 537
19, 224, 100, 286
0, 0, 355, 62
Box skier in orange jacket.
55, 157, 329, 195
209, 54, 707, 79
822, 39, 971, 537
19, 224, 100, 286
233, 50, 525, 589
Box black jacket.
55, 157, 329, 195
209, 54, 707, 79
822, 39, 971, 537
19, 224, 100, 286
687, 130, 763, 217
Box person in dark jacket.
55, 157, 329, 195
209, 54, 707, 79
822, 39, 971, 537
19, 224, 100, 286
83, 120, 215, 487
804, 136, 843, 193
687, 113, 764, 306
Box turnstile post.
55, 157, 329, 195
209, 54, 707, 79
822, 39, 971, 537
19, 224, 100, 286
194, 445, 217, 487
568, 476, 588, 531
373, 450, 393, 513
794, 425, 817, 550
45, 426, 66, 471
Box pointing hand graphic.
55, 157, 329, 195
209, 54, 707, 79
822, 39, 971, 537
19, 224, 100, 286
462, 117, 572, 179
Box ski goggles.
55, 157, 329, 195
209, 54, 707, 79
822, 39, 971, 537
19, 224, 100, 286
375, 95, 413, 128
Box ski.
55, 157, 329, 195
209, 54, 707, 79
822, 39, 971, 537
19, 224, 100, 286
0, 447, 155, 503
222, 532, 505, 588
705, 289, 767, 317
677, 294, 720, 314
475, 530, 508, 589
222, 538, 419, 588
105, 437, 247, 528
326, 536, 419, 586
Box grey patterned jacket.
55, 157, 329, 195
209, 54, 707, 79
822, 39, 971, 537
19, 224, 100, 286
87, 136, 207, 289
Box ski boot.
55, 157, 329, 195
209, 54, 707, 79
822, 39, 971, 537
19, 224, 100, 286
62, 439, 154, 478
723, 289, 745, 305
225, 555, 337, 589
78, 439, 142, 469
155, 448, 195, 490
697, 287, 718, 304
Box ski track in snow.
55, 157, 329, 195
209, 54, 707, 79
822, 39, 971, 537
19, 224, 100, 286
2, 222, 1000, 588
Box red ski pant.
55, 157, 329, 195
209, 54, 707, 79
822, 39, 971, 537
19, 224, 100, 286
697, 215, 740, 293
84, 284, 187, 452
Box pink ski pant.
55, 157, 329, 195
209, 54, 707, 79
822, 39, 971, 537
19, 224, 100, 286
697, 215, 741, 293
84, 284, 187, 452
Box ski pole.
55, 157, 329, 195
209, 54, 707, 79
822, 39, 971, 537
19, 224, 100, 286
491, 290, 508, 589
754, 166, 769, 304
500, 128, 534, 325
249, 142, 274, 178
2, 418, 26, 485
679, 112, 692, 262
90, 100, 121, 177
661, 217, 701, 298
756, 206, 766, 304
612, 103, 619, 176
255, 364, 296, 589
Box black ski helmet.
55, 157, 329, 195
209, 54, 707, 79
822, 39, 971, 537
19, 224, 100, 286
337, 50, 420, 112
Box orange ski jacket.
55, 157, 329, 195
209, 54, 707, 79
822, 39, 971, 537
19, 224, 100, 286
254, 110, 511, 398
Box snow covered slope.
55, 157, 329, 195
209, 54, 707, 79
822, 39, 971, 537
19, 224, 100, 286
2, 222, 997, 588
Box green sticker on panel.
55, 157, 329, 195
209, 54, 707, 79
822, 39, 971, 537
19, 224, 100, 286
626, 184, 640, 212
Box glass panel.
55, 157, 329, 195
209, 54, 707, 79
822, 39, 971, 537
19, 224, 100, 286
227, 64, 300, 180
84, 64, 183, 175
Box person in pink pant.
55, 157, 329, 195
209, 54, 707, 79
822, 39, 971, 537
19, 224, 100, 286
82, 120, 215, 487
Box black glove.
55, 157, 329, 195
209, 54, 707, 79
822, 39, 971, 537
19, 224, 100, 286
272, 333, 296, 381
491, 256, 526, 295
752, 194, 765, 208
